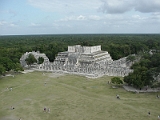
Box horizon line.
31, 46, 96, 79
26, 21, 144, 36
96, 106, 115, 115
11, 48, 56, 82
1, 33, 160, 36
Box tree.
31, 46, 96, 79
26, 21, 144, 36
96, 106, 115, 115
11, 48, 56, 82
38, 57, 44, 64
0, 57, 14, 71
111, 77, 123, 84
13, 63, 23, 72
0, 65, 5, 75
127, 55, 136, 63
25, 54, 37, 66
124, 64, 154, 88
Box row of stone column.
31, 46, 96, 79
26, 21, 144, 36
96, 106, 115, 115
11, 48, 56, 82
37, 62, 132, 77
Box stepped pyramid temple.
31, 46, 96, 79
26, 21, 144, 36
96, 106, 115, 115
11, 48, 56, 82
20, 45, 133, 78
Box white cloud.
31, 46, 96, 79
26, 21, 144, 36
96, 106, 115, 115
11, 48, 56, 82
99, 0, 160, 14
30, 22, 41, 27
150, 12, 160, 20
132, 15, 141, 19
0, 21, 7, 26
28, 0, 160, 15
0, 21, 18, 27
135, 0, 160, 13
99, 0, 134, 14
57, 15, 103, 23
28, 0, 100, 13
89, 15, 101, 20
77, 15, 86, 20
9, 23, 17, 27
58, 15, 87, 22
54, 12, 160, 31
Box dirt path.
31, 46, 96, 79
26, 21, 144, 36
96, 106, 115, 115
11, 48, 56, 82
123, 85, 160, 93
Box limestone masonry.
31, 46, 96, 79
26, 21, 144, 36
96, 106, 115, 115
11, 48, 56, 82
20, 45, 133, 78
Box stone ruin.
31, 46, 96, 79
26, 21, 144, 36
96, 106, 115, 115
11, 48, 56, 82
20, 51, 49, 67
20, 45, 133, 78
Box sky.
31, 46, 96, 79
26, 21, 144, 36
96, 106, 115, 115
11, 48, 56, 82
0, 0, 160, 35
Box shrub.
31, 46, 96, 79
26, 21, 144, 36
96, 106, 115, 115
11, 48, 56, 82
111, 77, 123, 84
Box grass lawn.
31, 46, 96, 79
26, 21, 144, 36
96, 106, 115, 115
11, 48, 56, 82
0, 71, 160, 120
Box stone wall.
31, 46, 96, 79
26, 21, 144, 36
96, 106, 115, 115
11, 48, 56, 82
83, 45, 101, 54
39, 60, 133, 77
20, 51, 49, 67
68, 45, 83, 53
68, 46, 76, 52
68, 45, 101, 54
90, 45, 101, 53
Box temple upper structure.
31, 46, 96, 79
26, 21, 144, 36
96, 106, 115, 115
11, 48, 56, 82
54, 45, 113, 67
20, 45, 133, 78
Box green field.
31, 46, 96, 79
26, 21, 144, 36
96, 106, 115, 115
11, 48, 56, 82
0, 71, 160, 120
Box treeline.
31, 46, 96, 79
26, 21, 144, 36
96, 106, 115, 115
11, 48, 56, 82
0, 34, 160, 81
